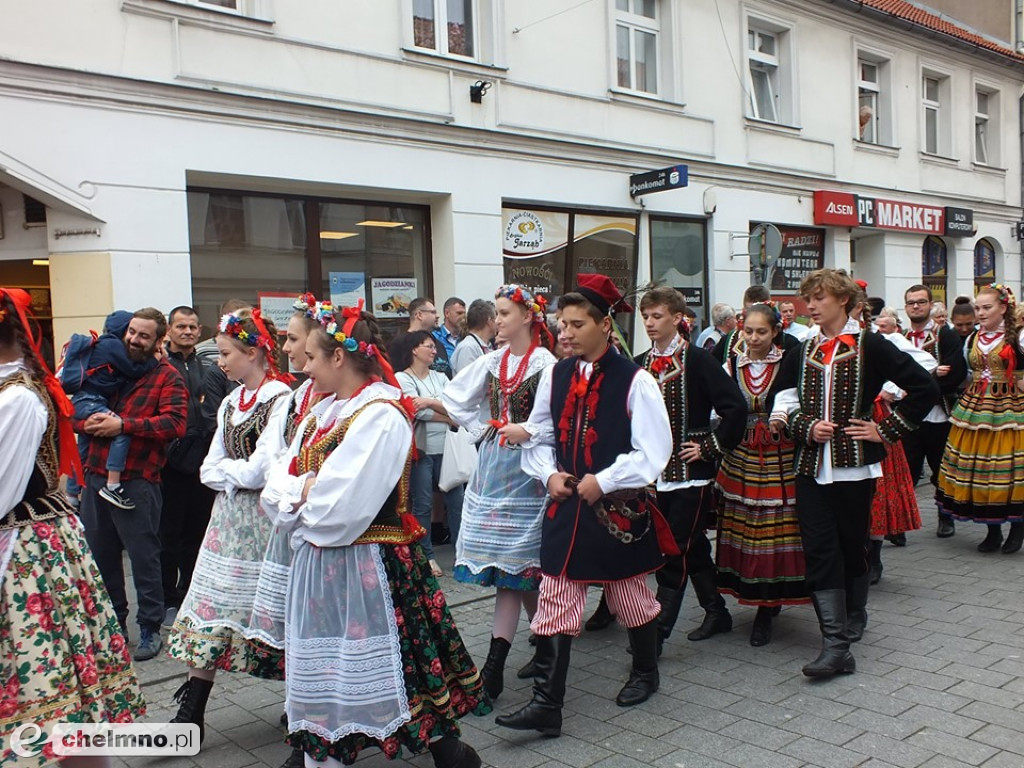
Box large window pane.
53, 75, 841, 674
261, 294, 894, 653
650, 218, 707, 328
502, 209, 569, 306
638, 0, 656, 19
616, 25, 631, 88
413, 0, 436, 49
925, 108, 938, 154
922, 235, 947, 306
571, 214, 638, 346
751, 67, 776, 121
635, 30, 657, 93
447, 0, 473, 56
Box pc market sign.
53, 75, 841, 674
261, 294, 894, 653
630, 165, 688, 198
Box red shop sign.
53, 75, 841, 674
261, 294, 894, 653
813, 191, 858, 227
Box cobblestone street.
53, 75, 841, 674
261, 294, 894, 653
118, 485, 1024, 768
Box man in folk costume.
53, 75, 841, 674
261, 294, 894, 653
497, 274, 674, 737
771, 269, 938, 677
636, 286, 746, 652
901, 284, 967, 539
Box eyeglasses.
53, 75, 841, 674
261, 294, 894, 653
905, 299, 930, 307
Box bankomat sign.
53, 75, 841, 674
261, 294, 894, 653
813, 191, 972, 237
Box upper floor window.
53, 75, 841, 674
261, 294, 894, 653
615, 0, 659, 94
922, 71, 951, 156
413, 0, 474, 58
748, 27, 779, 122
974, 87, 1000, 166
856, 53, 892, 145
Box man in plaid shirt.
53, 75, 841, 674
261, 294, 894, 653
78, 307, 187, 661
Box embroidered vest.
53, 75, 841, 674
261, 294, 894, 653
904, 325, 953, 415
222, 394, 286, 461
486, 370, 542, 424
296, 398, 416, 545
967, 333, 1014, 391
638, 348, 689, 483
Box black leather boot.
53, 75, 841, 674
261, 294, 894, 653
655, 584, 686, 656
846, 573, 870, 643
428, 735, 482, 768
1002, 522, 1023, 554
686, 570, 732, 641
169, 676, 214, 744
936, 512, 955, 538
495, 634, 571, 737
481, 636, 511, 700
616, 620, 660, 706
868, 540, 883, 585
978, 524, 1004, 553
749, 606, 774, 647
802, 590, 856, 678
279, 748, 305, 768
584, 592, 614, 631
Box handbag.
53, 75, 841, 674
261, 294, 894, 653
438, 426, 476, 491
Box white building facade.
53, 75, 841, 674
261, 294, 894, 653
1, 0, 1022, 349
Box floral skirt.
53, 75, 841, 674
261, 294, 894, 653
244, 524, 293, 681
286, 540, 491, 764
870, 439, 922, 537
0, 516, 145, 767
452, 563, 542, 591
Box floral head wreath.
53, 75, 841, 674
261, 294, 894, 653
293, 292, 318, 313
218, 310, 293, 382
986, 283, 1017, 309
495, 284, 548, 324
309, 299, 377, 359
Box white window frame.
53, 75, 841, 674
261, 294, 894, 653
170, 0, 261, 15
411, 0, 479, 60
614, 0, 661, 96
973, 82, 1001, 167
920, 67, 952, 157
744, 12, 796, 127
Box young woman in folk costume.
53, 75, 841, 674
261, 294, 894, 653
937, 283, 1024, 555
261, 302, 488, 768
166, 309, 293, 741
441, 285, 556, 701
0, 289, 145, 768
716, 302, 809, 647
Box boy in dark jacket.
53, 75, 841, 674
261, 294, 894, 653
66, 310, 158, 510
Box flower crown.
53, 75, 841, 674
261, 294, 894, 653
219, 312, 265, 348
986, 283, 1016, 308
293, 292, 317, 313
495, 284, 547, 324
309, 300, 377, 358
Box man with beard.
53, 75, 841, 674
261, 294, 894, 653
78, 307, 187, 661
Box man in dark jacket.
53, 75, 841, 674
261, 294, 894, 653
160, 306, 216, 626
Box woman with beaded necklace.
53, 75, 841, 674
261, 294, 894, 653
937, 283, 1024, 554
166, 308, 292, 742
441, 285, 556, 701
716, 302, 809, 647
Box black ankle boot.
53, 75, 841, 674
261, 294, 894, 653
868, 540, 883, 585
686, 570, 732, 641
749, 606, 774, 647
936, 512, 955, 538
428, 736, 482, 768
584, 593, 614, 631
495, 634, 572, 737
1002, 522, 1023, 554
169, 676, 214, 744
617, 620, 660, 707
481, 636, 511, 700
846, 572, 870, 643
279, 748, 305, 768
802, 590, 855, 678
978, 524, 1004, 553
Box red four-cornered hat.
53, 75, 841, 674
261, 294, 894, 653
575, 273, 634, 314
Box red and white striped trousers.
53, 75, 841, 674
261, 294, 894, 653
530, 573, 661, 636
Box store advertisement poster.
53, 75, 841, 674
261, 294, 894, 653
257, 292, 297, 335
329, 272, 367, 309
371, 277, 418, 318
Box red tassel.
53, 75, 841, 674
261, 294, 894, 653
651, 504, 681, 556
546, 501, 559, 519
584, 428, 599, 466
288, 456, 298, 477
999, 343, 1016, 380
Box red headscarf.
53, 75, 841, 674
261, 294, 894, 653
0, 288, 82, 483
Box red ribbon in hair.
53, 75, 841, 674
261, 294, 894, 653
340, 299, 365, 338
0, 288, 83, 484
251, 308, 295, 384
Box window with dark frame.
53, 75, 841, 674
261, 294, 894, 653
974, 238, 996, 290
921, 235, 948, 306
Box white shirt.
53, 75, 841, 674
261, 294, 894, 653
261, 382, 412, 548
450, 334, 491, 376
880, 331, 937, 400
0, 360, 47, 516
784, 323, 813, 342
521, 359, 673, 494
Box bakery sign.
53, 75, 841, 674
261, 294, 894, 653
813, 190, 973, 237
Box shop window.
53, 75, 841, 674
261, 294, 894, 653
615, 0, 659, 95
921, 235, 948, 305
413, 0, 475, 58
502, 206, 639, 343
649, 217, 707, 328
922, 70, 951, 156
974, 238, 996, 290
187, 191, 432, 348
856, 53, 892, 145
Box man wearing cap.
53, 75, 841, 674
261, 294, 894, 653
496, 274, 674, 737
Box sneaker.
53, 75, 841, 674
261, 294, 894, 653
134, 627, 163, 661
99, 485, 136, 510
163, 606, 179, 629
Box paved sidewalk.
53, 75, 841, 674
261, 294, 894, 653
117, 486, 1024, 768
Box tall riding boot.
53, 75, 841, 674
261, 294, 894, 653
749, 606, 775, 647
655, 584, 686, 656
616, 620, 660, 706
169, 676, 214, 744
846, 573, 870, 643
802, 590, 856, 678
978, 524, 1004, 553
686, 570, 733, 641
868, 540, 883, 585
481, 636, 511, 700
495, 634, 572, 737
1002, 522, 1023, 554
428, 735, 482, 768
584, 592, 614, 631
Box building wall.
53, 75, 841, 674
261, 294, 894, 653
920, 0, 1013, 44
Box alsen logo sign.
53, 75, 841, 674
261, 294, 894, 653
813, 191, 973, 238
